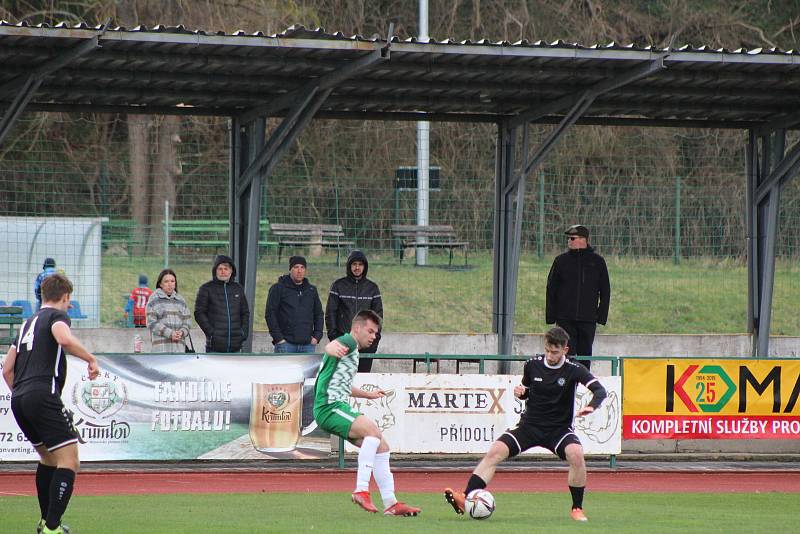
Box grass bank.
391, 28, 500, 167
101, 251, 800, 335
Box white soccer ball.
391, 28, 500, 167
465, 489, 495, 520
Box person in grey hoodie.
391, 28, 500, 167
265, 255, 324, 353
194, 255, 250, 353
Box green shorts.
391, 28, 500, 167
314, 401, 361, 439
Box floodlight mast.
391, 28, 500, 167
416, 0, 430, 266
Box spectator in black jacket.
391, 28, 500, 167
194, 255, 250, 353
326, 250, 383, 372
265, 255, 324, 353
545, 225, 610, 370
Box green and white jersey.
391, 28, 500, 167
314, 333, 359, 409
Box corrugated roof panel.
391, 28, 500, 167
0, 22, 798, 126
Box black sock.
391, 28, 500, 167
36, 463, 57, 520
465, 474, 487, 495
45, 468, 76, 530
569, 485, 585, 509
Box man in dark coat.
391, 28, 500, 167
545, 225, 610, 370
265, 255, 324, 353
325, 250, 383, 372
194, 255, 250, 353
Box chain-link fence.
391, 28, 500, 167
2, 113, 799, 334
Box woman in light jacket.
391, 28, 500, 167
146, 268, 192, 353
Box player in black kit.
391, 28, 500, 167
445, 326, 606, 522
2, 274, 99, 534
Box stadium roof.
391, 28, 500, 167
2, 22, 800, 128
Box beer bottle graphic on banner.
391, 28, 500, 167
249, 366, 316, 453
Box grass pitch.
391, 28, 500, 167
2, 491, 797, 533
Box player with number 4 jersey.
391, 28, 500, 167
3, 274, 99, 534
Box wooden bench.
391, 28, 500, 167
270, 223, 354, 265
391, 224, 469, 266
166, 219, 275, 255
0, 306, 24, 348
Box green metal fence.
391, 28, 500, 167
3, 114, 800, 334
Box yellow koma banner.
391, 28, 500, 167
623, 359, 800, 439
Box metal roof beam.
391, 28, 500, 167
755, 112, 800, 136
235, 86, 320, 198
0, 75, 40, 146
754, 138, 800, 203
508, 56, 666, 130
22, 82, 791, 117
237, 43, 388, 124
9, 47, 791, 89
0, 34, 99, 145
317, 94, 784, 117
0, 35, 99, 96
34, 84, 263, 104
233, 17, 396, 199
17, 102, 770, 130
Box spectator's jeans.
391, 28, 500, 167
274, 342, 317, 353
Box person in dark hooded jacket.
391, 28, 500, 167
265, 255, 324, 353
325, 250, 383, 372
546, 225, 610, 370
194, 255, 250, 353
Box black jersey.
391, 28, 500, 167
519, 355, 604, 429
11, 307, 72, 396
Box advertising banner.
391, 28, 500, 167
623, 359, 800, 439
346, 373, 621, 454
0, 353, 327, 461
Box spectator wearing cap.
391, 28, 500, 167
545, 225, 610, 370
194, 255, 250, 352
265, 255, 324, 353
33, 257, 58, 310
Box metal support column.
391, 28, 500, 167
492, 122, 517, 370
748, 128, 800, 357
0, 34, 99, 146
231, 90, 329, 352
230, 116, 266, 355
229, 43, 390, 351
491, 56, 669, 363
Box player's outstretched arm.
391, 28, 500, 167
2, 346, 17, 389
51, 322, 99, 380
324, 339, 349, 358
351, 386, 385, 399
577, 378, 607, 416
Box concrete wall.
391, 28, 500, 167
73, 328, 800, 455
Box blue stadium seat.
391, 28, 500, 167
11, 300, 33, 318
69, 300, 88, 319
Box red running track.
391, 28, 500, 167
2, 470, 799, 496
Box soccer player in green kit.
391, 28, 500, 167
314, 309, 421, 517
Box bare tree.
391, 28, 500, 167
148, 116, 182, 253
128, 115, 150, 255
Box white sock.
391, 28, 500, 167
355, 436, 381, 492
373, 451, 397, 509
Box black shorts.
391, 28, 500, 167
498, 423, 581, 460
11, 390, 79, 452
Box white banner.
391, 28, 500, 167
0, 353, 328, 461
347, 373, 621, 454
